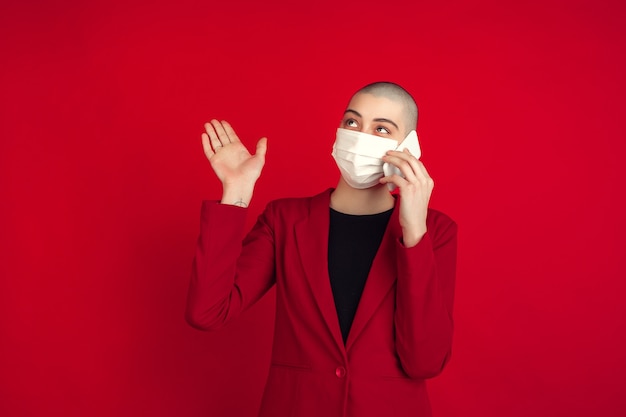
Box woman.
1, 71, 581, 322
186, 82, 457, 417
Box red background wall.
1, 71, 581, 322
1, 0, 625, 416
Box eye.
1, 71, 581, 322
376, 126, 391, 134
345, 119, 358, 128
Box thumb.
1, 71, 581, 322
256, 137, 268, 157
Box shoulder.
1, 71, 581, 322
265, 197, 312, 217
267, 196, 313, 210
263, 188, 332, 219
426, 208, 458, 245
426, 208, 456, 227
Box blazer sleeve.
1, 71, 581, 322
393, 212, 458, 379
185, 200, 277, 331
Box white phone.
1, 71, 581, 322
382, 130, 421, 190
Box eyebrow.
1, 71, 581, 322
344, 109, 399, 130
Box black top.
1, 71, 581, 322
328, 207, 394, 344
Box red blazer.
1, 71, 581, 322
186, 188, 457, 417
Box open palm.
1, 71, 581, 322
202, 120, 267, 187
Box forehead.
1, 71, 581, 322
345, 93, 405, 125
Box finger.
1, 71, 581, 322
386, 149, 414, 158
411, 159, 434, 189
221, 121, 240, 143
383, 153, 419, 183
379, 174, 409, 188
204, 121, 223, 151
394, 149, 430, 179
390, 149, 430, 183
386, 149, 419, 165
414, 159, 432, 181
211, 119, 232, 144
256, 137, 268, 157
404, 149, 427, 183
201, 132, 214, 159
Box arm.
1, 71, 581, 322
185, 200, 276, 330
393, 215, 457, 379
380, 149, 457, 378
185, 120, 273, 330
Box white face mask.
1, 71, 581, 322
331, 128, 421, 190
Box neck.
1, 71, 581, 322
330, 178, 395, 215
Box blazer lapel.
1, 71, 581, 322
346, 197, 402, 351
294, 189, 345, 353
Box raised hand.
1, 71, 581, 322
380, 149, 434, 247
202, 119, 267, 207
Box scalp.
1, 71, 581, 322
353, 82, 418, 134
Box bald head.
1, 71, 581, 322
352, 82, 418, 135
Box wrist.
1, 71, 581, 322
221, 184, 254, 207
401, 226, 427, 248
220, 199, 249, 208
